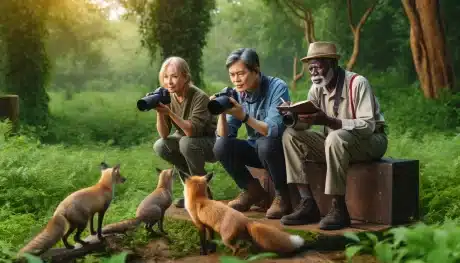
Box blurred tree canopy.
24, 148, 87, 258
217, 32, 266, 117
121, 0, 215, 88
0, 0, 51, 128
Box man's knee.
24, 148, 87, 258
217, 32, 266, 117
281, 127, 298, 145
256, 137, 282, 161
213, 137, 234, 160
325, 130, 353, 149
282, 128, 318, 146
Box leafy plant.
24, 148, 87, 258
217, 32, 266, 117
219, 252, 278, 263
344, 221, 460, 263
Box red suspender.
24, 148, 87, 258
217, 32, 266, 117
349, 74, 359, 119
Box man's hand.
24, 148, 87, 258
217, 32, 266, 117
225, 97, 246, 121
155, 103, 171, 115
277, 100, 291, 115
298, 110, 329, 126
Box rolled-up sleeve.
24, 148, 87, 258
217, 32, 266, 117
225, 114, 242, 138
341, 76, 376, 136
264, 82, 290, 137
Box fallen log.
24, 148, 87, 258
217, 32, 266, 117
38, 234, 121, 263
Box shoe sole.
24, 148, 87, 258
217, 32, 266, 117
265, 214, 283, 220
319, 224, 351, 230
280, 218, 320, 226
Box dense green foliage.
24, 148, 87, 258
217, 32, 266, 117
0, 0, 51, 128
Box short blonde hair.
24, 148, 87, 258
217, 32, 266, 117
158, 56, 193, 87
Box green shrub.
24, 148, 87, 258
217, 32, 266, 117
344, 220, 460, 263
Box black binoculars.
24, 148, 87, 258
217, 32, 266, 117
137, 87, 171, 111
207, 87, 239, 115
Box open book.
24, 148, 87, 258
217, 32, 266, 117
276, 100, 320, 114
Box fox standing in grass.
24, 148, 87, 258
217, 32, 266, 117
101, 168, 173, 235
18, 162, 126, 256
179, 172, 305, 256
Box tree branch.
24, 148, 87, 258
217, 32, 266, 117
356, 0, 378, 32
280, 0, 307, 21
347, 0, 355, 33
292, 55, 305, 90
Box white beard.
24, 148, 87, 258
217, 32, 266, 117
310, 68, 334, 87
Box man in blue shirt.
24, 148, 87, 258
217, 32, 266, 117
212, 48, 292, 219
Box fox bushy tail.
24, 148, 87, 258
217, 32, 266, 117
18, 214, 67, 256
101, 218, 142, 234
246, 221, 305, 254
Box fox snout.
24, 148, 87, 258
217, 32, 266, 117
119, 176, 127, 183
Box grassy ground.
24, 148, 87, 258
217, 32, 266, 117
1, 73, 459, 262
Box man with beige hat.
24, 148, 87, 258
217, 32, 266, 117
279, 41, 388, 230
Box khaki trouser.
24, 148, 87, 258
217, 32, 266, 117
282, 128, 388, 195
153, 133, 216, 176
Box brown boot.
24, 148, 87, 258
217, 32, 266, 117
228, 180, 269, 212
280, 197, 321, 225
319, 198, 351, 230
265, 190, 292, 219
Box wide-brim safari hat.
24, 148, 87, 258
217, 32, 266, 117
300, 42, 341, 62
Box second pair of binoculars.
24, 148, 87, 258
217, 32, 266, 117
207, 87, 239, 115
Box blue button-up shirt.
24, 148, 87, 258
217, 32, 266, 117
224, 73, 290, 147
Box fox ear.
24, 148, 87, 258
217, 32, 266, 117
112, 164, 120, 173
100, 162, 109, 170
155, 167, 162, 174
204, 172, 214, 183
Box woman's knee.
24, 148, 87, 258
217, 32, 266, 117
153, 138, 168, 157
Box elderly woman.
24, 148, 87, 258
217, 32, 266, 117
152, 56, 217, 208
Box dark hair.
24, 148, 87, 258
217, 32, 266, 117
225, 48, 260, 72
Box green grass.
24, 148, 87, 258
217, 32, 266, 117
1, 74, 459, 261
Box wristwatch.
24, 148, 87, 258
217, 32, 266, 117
242, 113, 249, 123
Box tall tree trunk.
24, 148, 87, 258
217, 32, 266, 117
346, 0, 378, 71
401, 0, 454, 99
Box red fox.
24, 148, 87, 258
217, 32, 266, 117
18, 162, 126, 256
100, 168, 173, 235
179, 172, 305, 256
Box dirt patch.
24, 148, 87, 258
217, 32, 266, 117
133, 240, 377, 263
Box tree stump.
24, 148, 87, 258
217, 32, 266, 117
0, 95, 19, 132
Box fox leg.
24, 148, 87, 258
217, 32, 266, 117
90, 214, 96, 235
206, 226, 217, 253
221, 231, 240, 256
158, 211, 167, 234
97, 209, 107, 241
146, 221, 158, 235
62, 225, 76, 249
74, 224, 89, 246
198, 225, 208, 255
